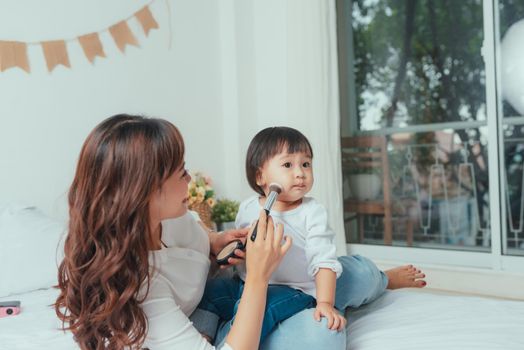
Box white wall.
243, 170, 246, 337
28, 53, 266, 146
0, 1, 347, 258
0, 0, 226, 220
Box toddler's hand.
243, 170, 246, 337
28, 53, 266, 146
314, 302, 346, 331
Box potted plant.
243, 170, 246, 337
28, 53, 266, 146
211, 199, 240, 231
346, 167, 382, 200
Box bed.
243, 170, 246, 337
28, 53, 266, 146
345, 289, 524, 350
1, 287, 523, 349
1, 205, 523, 349
0, 288, 75, 349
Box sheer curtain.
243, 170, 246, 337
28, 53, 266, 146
285, 0, 346, 255
220, 0, 346, 255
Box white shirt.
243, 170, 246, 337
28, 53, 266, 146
235, 196, 342, 298
140, 211, 233, 350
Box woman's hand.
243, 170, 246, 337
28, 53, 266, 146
225, 210, 292, 349
219, 248, 246, 269
199, 332, 213, 343
209, 227, 248, 257
244, 210, 292, 282
314, 302, 347, 331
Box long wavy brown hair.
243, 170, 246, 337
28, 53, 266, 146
55, 114, 185, 350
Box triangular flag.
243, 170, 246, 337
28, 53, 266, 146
79, 33, 106, 63
42, 40, 70, 72
109, 21, 138, 53
0, 41, 30, 73
136, 6, 159, 36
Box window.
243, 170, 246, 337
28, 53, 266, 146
499, 0, 524, 256
337, 0, 524, 265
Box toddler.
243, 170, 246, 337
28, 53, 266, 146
199, 126, 346, 342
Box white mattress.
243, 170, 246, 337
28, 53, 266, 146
1, 288, 523, 350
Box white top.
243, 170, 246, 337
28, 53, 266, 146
235, 196, 342, 297
140, 211, 233, 350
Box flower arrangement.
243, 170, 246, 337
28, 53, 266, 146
187, 171, 216, 208
211, 199, 240, 224
187, 171, 215, 228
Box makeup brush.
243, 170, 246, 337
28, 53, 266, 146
215, 182, 282, 265
250, 182, 282, 242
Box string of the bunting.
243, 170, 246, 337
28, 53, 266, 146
0, 4, 159, 73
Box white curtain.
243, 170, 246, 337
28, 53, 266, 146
220, 0, 347, 255
285, 0, 346, 255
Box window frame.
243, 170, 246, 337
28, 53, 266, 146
336, 0, 523, 274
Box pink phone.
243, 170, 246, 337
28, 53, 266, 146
0, 301, 21, 318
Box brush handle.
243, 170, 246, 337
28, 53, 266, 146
264, 190, 279, 212
250, 209, 270, 242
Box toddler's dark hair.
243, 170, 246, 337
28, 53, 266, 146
245, 126, 313, 196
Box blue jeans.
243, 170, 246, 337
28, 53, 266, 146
198, 276, 316, 343
194, 255, 388, 349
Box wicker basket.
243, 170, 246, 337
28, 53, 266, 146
189, 201, 214, 230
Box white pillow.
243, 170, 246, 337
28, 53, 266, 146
0, 205, 66, 297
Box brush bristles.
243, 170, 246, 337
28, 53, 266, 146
268, 183, 282, 194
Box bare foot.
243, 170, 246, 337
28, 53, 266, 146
385, 265, 426, 289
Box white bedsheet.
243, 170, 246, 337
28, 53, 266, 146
345, 290, 524, 350
0, 288, 75, 350
1, 288, 523, 350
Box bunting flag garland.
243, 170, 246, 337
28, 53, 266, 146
109, 21, 139, 53
136, 6, 159, 37
42, 40, 70, 72
0, 4, 158, 73
79, 33, 106, 63
0, 41, 30, 72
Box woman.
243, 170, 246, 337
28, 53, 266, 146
55, 114, 291, 350
55, 114, 425, 350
